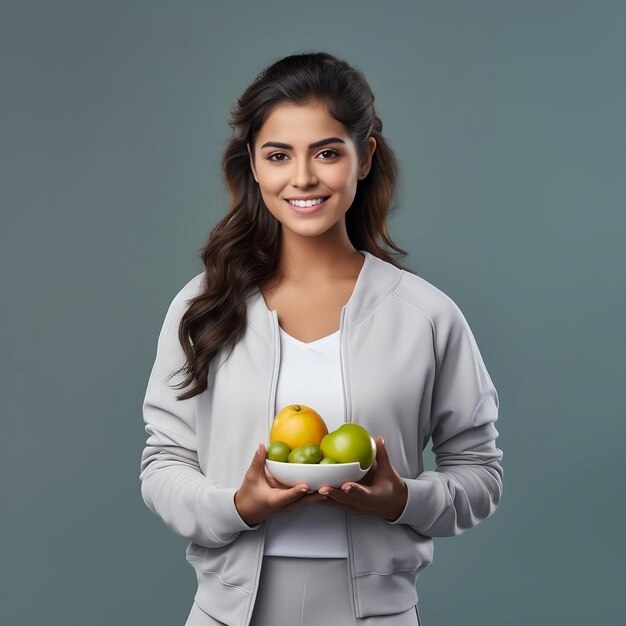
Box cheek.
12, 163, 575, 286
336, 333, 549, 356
326, 163, 357, 189
257, 166, 286, 192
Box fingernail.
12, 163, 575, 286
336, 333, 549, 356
300, 487, 309, 493
319, 490, 329, 496
342, 485, 352, 493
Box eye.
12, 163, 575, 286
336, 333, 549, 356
318, 149, 339, 160
267, 151, 288, 162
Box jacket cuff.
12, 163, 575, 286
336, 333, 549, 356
200, 486, 261, 543
384, 472, 446, 533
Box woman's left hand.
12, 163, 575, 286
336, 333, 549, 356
317, 436, 408, 522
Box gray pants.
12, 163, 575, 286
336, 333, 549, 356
185, 556, 421, 626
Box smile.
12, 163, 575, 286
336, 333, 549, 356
284, 196, 329, 215
286, 197, 328, 208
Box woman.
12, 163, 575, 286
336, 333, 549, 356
139, 51, 503, 626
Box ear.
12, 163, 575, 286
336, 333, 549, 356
359, 136, 377, 180
247, 142, 259, 183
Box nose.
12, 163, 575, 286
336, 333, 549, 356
291, 157, 318, 188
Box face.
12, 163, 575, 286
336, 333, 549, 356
247, 100, 376, 244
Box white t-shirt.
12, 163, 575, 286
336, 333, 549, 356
263, 326, 349, 558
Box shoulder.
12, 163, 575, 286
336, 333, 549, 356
152, 271, 205, 347
392, 270, 487, 375
363, 252, 467, 338
392, 269, 465, 333
158, 272, 205, 328
169, 271, 206, 308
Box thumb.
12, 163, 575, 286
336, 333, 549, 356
277, 483, 311, 507
375, 436, 401, 479
375, 435, 390, 466
248, 443, 267, 474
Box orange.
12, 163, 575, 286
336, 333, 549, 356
269, 404, 329, 450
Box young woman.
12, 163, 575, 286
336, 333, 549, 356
139, 51, 503, 626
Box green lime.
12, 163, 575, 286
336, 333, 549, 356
266, 441, 291, 462
319, 457, 338, 464
288, 443, 323, 464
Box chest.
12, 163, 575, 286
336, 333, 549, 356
261, 281, 355, 343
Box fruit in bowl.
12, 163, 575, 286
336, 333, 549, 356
269, 404, 328, 449
265, 441, 291, 463
287, 443, 323, 464
320, 424, 376, 470
265, 405, 377, 490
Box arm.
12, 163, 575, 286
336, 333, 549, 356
139, 283, 260, 548
388, 297, 504, 536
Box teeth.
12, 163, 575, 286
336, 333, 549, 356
288, 197, 326, 208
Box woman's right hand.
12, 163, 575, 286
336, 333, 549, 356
234, 443, 327, 526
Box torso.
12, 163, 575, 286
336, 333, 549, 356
260, 254, 364, 344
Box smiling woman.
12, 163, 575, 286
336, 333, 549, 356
246, 99, 376, 241
139, 50, 502, 626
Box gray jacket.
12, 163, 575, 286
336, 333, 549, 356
139, 250, 503, 626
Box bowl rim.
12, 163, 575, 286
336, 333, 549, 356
265, 459, 371, 472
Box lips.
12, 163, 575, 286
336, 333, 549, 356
284, 197, 329, 214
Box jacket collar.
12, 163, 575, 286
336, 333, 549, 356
246, 250, 404, 342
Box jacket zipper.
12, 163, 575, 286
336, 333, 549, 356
339, 304, 360, 619
340, 304, 349, 425
245, 308, 280, 626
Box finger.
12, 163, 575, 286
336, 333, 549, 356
250, 443, 267, 469
375, 436, 388, 461
317, 484, 364, 497
373, 436, 393, 470
359, 460, 378, 486
373, 437, 403, 482
270, 483, 312, 509
320, 483, 374, 516
263, 466, 310, 491
323, 481, 370, 503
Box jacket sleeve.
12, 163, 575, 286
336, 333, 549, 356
139, 281, 260, 548
388, 297, 503, 536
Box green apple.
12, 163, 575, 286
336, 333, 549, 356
320, 424, 376, 470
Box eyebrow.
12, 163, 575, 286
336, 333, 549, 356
260, 137, 346, 150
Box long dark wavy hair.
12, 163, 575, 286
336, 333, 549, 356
171, 50, 412, 400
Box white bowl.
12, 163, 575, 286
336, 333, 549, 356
265, 459, 370, 492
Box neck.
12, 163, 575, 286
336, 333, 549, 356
276, 236, 363, 287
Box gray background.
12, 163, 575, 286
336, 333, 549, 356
2, 1, 624, 625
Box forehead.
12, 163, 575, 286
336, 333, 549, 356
257, 100, 348, 142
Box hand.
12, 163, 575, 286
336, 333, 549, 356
316, 436, 408, 522
234, 443, 327, 526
